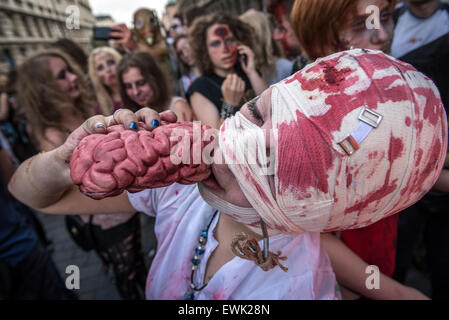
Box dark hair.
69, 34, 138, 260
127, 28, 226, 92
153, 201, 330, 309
51, 38, 88, 74
266, 0, 296, 20
6, 69, 17, 94
184, 7, 208, 27
189, 11, 256, 76
173, 33, 191, 77
117, 51, 170, 113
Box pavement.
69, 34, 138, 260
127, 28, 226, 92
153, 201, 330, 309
35, 211, 432, 300
35, 211, 157, 300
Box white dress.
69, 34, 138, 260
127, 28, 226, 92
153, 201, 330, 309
128, 183, 341, 300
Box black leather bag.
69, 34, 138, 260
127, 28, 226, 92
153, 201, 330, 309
65, 215, 95, 251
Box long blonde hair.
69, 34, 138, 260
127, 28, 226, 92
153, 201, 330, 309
239, 10, 283, 82
17, 49, 93, 144
88, 47, 123, 115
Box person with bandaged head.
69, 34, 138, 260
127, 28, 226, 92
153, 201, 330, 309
8, 49, 446, 299
290, 0, 408, 299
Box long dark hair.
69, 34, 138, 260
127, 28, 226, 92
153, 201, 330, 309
117, 51, 171, 113
173, 34, 191, 77
189, 11, 256, 76
17, 49, 93, 142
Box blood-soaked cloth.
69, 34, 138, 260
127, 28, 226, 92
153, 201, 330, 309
214, 49, 447, 235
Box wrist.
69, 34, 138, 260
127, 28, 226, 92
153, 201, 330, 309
245, 68, 259, 78
220, 101, 238, 119
223, 98, 240, 106
46, 149, 73, 187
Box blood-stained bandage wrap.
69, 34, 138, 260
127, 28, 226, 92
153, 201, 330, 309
220, 49, 448, 234
70, 122, 213, 199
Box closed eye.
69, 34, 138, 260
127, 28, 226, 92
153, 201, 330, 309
247, 97, 263, 124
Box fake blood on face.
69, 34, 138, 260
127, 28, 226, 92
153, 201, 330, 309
209, 25, 238, 64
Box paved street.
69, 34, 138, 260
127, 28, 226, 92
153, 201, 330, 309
36, 211, 157, 300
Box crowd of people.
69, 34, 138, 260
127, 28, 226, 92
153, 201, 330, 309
1, 0, 449, 300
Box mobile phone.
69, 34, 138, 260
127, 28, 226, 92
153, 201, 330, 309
240, 53, 248, 67
93, 27, 121, 40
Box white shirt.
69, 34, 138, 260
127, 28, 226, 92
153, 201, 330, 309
128, 183, 340, 300
391, 7, 449, 58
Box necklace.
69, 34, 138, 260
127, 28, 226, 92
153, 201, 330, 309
184, 210, 219, 300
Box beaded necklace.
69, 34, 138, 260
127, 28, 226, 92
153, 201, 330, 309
183, 211, 274, 300
184, 210, 219, 300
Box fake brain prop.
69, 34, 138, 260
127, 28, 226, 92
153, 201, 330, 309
70, 122, 213, 199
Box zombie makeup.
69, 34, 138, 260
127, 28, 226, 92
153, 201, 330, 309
273, 3, 289, 53
208, 24, 238, 69
134, 9, 159, 46
340, 0, 394, 53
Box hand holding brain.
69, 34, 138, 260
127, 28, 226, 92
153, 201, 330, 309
70, 122, 214, 199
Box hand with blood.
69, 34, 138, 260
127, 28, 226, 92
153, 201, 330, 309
70, 122, 214, 199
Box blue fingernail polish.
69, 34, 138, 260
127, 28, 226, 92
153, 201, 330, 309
129, 122, 138, 130
152, 119, 159, 127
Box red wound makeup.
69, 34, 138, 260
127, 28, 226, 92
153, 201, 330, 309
214, 26, 229, 38
209, 24, 238, 68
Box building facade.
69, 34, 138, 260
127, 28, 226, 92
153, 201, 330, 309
0, 0, 95, 72
177, 0, 267, 21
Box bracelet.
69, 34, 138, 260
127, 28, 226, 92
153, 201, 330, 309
25, 153, 55, 198
220, 102, 238, 119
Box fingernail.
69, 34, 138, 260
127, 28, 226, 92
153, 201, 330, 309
129, 122, 138, 130
151, 119, 159, 127
95, 123, 105, 129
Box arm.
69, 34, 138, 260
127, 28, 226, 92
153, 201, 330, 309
171, 99, 194, 122
238, 45, 268, 96
109, 24, 138, 51
320, 233, 429, 300
0, 147, 15, 185
8, 109, 176, 213
190, 92, 222, 129
0, 92, 10, 122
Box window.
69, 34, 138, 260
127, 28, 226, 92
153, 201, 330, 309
34, 17, 43, 38
0, 15, 5, 36
12, 15, 20, 37
43, 19, 52, 37
21, 15, 32, 37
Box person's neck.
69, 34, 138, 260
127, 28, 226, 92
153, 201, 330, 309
408, 1, 441, 19
192, 66, 201, 77
217, 211, 264, 241
109, 84, 121, 103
